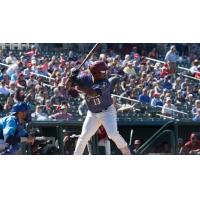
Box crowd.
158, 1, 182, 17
1, 44, 200, 122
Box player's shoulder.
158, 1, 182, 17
77, 72, 92, 81
76, 73, 93, 87
2, 115, 17, 124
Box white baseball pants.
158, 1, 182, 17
74, 104, 128, 155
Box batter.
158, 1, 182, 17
67, 61, 130, 155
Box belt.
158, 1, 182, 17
92, 105, 111, 113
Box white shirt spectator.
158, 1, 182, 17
190, 65, 198, 75
6, 63, 18, 78
31, 105, 48, 120
31, 112, 48, 120
5, 55, 17, 65
26, 79, 38, 87
0, 84, 10, 96
164, 46, 178, 63
162, 98, 177, 117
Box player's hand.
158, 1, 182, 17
70, 67, 80, 77
26, 135, 35, 145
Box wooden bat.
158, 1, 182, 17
77, 43, 101, 70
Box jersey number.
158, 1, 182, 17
93, 98, 101, 105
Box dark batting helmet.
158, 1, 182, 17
89, 61, 108, 75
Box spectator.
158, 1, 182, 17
191, 99, 200, 116
24, 45, 39, 58
121, 76, 131, 92
14, 89, 25, 102
192, 108, 200, 121
175, 90, 186, 105
16, 73, 27, 89
181, 78, 192, 93
162, 76, 172, 90
35, 90, 47, 105
50, 87, 65, 105
54, 72, 62, 86
122, 54, 130, 67
42, 99, 56, 115
123, 61, 137, 76
4, 94, 15, 113
190, 59, 199, 75
97, 125, 111, 155
180, 133, 200, 155
172, 77, 182, 91
148, 47, 158, 59
0, 81, 10, 96
48, 56, 58, 72
8, 81, 16, 94
138, 88, 150, 104
87, 125, 111, 155
160, 63, 170, 78
151, 93, 163, 107
49, 105, 73, 120
185, 93, 194, 108
2, 74, 10, 87
148, 89, 155, 100
31, 105, 48, 121
26, 74, 38, 87
41, 57, 49, 74
162, 97, 177, 117
194, 65, 200, 79
131, 139, 143, 155
164, 45, 178, 76
5, 51, 17, 65
23, 63, 33, 79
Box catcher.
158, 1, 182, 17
0, 102, 34, 154
66, 61, 131, 155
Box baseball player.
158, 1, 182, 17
66, 61, 131, 155
0, 102, 34, 154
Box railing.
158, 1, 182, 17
136, 121, 178, 155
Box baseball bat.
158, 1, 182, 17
78, 43, 101, 70
129, 129, 134, 146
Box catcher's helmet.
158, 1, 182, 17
10, 102, 28, 115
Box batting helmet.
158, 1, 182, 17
89, 61, 108, 75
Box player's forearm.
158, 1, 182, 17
77, 86, 97, 97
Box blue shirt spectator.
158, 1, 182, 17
193, 109, 200, 121
138, 88, 150, 104
163, 79, 172, 90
